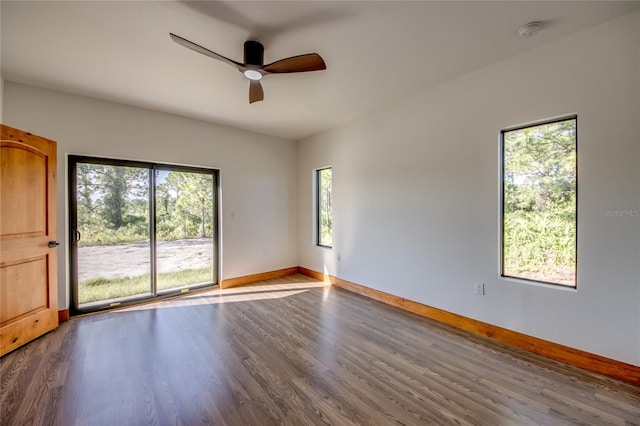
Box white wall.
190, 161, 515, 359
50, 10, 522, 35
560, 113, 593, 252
3, 82, 299, 310
0, 78, 4, 122
298, 11, 640, 365
0, 2, 3, 123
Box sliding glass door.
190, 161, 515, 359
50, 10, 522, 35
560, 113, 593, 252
69, 157, 218, 313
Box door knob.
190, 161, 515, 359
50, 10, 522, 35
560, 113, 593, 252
48, 241, 60, 248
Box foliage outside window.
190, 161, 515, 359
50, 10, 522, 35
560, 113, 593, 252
155, 170, 214, 242
317, 167, 333, 247
76, 164, 214, 245
501, 117, 577, 287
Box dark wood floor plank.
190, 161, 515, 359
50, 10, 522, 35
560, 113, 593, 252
1, 274, 638, 425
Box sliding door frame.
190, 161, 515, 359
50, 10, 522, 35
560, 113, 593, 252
68, 155, 220, 314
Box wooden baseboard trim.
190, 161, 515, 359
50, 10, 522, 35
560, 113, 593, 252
58, 309, 70, 323
297, 267, 329, 283
297, 267, 640, 386
220, 267, 299, 289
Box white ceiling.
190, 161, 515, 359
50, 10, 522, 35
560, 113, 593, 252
2, 1, 637, 140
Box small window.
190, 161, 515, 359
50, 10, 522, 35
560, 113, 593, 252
316, 167, 332, 247
501, 116, 577, 287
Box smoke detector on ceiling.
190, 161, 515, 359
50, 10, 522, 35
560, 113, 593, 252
518, 22, 543, 38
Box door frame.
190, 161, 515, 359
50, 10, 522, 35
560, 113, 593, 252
68, 155, 220, 314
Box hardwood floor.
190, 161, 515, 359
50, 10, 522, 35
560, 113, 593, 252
1, 274, 639, 425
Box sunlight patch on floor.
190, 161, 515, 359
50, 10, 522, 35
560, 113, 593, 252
118, 279, 330, 312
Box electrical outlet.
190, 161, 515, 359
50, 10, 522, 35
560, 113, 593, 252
474, 282, 485, 296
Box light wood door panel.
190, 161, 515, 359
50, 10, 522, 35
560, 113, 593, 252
0, 124, 58, 356
0, 142, 48, 238
1, 258, 48, 324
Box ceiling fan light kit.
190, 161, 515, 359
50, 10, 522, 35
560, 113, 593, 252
170, 33, 326, 104
243, 70, 263, 81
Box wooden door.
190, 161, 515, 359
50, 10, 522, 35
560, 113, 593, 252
0, 124, 58, 356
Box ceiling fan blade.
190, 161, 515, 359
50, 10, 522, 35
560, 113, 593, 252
263, 53, 326, 74
170, 33, 244, 71
249, 80, 264, 104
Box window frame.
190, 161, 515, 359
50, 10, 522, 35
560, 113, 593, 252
315, 167, 333, 248
499, 115, 578, 288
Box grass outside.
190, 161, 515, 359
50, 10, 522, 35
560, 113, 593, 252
79, 267, 212, 304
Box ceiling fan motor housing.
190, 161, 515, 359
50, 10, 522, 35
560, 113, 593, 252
244, 41, 264, 66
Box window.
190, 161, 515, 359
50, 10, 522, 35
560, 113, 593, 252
316, 167, 333, 247
501, 116, 577, 287
69, 156, 219, 312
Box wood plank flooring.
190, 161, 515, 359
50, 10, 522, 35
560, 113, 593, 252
1, 274, 639, 425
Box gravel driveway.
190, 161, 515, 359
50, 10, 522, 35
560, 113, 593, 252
77, 238, 214, 282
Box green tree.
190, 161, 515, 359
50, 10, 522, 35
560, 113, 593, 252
157, 171, 214, 240
95, 165, 148, 230
504, 120, 576, 213
76, 164, 214, 245
76, 163, 149, 245
76, 163, 97, 231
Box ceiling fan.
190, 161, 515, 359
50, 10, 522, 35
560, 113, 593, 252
170, 33, 326, 104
